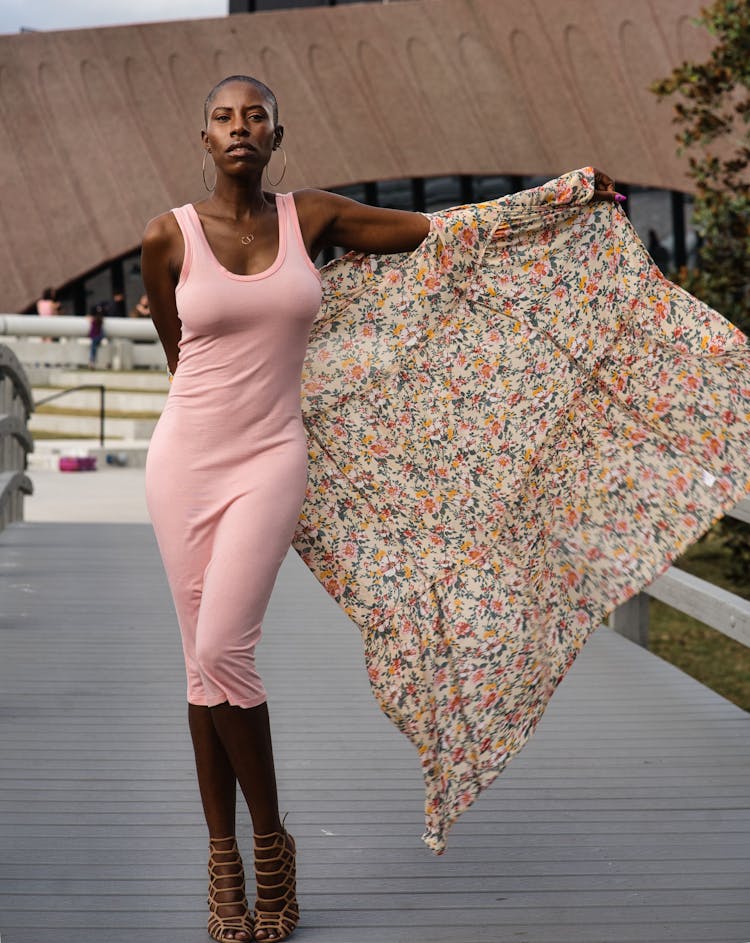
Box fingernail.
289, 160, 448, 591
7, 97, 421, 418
614, 193, 627, 203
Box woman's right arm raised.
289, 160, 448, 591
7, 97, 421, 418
141, 212, 183, 376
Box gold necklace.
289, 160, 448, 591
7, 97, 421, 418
238, 197, 271, 246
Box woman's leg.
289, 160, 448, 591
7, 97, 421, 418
208, 701, 291, 942
190, 463, 308, 940
188, 703, 238, 837
189, 703, 254, 943
208, 701, 282, 835
192, 699, 289, 941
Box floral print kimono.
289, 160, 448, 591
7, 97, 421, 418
291, 167, 750, 854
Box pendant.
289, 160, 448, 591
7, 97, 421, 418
240, 234, 255, 246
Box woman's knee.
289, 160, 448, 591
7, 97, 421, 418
194, 630, 257, 680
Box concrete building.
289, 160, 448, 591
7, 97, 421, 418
0, 0, 713, 315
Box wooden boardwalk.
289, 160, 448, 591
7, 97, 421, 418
1, 520, 749, 943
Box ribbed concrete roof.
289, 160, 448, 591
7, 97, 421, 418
0, 0, 712, 311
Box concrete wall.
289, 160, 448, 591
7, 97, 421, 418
0, 0, 714, 312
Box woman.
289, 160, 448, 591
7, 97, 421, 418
142, 74, 619, 942
87, 302, 105, 368
36, 286, 61, 318
36, 287, 61, 343
128, 293, 151, 318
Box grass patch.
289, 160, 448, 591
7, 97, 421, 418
649, 523, 750, 711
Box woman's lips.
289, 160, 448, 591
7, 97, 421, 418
226, 145, 255, 156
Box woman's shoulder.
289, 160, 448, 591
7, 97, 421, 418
142, 208, 184, 251
287, 187, 349, 232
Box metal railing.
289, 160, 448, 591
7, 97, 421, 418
35, 385, 106, 446
0, 314, 156, 341
0, 314, 161, 371
0, 345, 34, 532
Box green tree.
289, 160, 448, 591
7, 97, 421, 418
651, 0, 750, 335
652, 0, 750, 590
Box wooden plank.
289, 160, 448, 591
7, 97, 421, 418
647, 565, 750, 648
3, 924, 749, 943
727, 496, 750, 525
1, 521, 750, 943
609, 592, 649, 646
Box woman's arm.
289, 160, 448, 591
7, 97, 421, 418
295, 168, 619, 259
294, 189, 431, 258
140, 212, 183, 375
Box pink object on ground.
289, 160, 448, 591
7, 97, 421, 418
59, 456, 97, 472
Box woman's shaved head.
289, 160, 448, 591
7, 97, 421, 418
204, 75, 278, 127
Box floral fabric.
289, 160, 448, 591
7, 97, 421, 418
291, 167, 750, 854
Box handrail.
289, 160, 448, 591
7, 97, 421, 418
0, 344, 34, 414
0, 415, 34, 454
35, 384, 106, 446
0, 314, 156, 341
610, 495, 750, 650
0, 343, 34, 532
728, 498, 750, 526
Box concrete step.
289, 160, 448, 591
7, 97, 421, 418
32, 386, 167, 413
4, 336, 163, 371
26, 367, 170, 391
29, 412, 158, 440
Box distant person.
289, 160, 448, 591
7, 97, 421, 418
648, 228, 671, 273
111, 290, 127, 317
36, 288, 60, 342
36, 287, 61, 318
128, 293, 150, 318
87, 303, 106, 368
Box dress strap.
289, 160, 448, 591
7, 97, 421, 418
278, 192, 322, 282
170, 204, 205, 289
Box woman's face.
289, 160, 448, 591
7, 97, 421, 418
202, 81, 282, 181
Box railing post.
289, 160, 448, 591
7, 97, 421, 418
609, 593, 650, 647
99, 385, 105, 447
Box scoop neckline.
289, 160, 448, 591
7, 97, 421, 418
187, 193, 285, 281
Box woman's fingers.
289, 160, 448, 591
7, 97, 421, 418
593, 167, 615, 191
593, 192, 627, 203
592, 190, 627, 203
591, 168, 626, 204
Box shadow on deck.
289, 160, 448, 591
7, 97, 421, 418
1, 521, 749, 943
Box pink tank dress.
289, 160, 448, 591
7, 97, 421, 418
145, 192, 322, 708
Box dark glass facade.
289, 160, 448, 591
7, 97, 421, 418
43, 175, 693, 317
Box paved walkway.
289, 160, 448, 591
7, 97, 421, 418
24, 466, 150, 523
1, 469, 749, 942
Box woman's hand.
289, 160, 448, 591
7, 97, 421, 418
592, 168, 625, 204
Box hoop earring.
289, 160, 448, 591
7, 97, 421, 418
264, 146, 287, 187
202, 150, 216, 192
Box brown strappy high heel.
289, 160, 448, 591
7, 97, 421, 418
252, 815, 299, 941
207, 835, 255, 942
